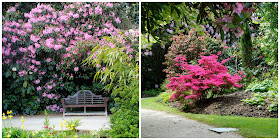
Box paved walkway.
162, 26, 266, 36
141, 109, 243, 138
2, 114, 110, 131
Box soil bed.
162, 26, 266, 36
173, 91, 278, 118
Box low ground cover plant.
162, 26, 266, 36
2, 110, 99, 138
242, 78, 278, 112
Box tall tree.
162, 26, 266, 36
241, 23, 253, 68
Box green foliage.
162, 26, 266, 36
142, 2, 254, 44
242, 93, 266, 106
84, 43, 139, 138
243, 78, 278, 111
2, 127, 29, 138
255, 2, 278, 65
65, 118, 82, 131
156, 91, 173, 104
43, 110, 50, 128
2, 127, 99, 138
246, 79, 274, 93
160, 78, 170, 91
267, 102, 278, 112
117, 3, 139, 30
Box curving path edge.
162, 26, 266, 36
141, 109, 243, 138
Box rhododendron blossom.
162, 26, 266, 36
166, 54, 244, 103
34, 79, 40, 84
30, 34, 40, 42
74, 67, 79, 72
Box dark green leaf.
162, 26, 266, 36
12, 72, 16, 79
23, 81, 28, 88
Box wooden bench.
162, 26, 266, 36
61, 90, 108, 117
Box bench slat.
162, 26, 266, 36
62, 90, 108, 116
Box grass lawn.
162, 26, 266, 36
141, 97, 278, 138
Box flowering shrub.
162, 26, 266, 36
166, 54, 244, 105
164, 29, 231, 78
2, 2, 137, 115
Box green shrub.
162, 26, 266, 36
242, 77, 278, 112
160, 78, 170, 91
246, 79, 274, 93
84, 40, 139, 138
242, 92, 266, 107
267, 102, 278, 112
156, 91, 174, 104
64, 118, 81, 131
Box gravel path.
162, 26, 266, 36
141, 109, 243, 138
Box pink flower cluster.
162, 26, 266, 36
46, 104, 63, 112
166, 54, 245, 102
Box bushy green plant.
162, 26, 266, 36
243, 77, 278, 111
267, 102, 278, 112
43, 109, 50, 128
255, 2, 278, 66
246, 79, 274, 92
2, 127, 31, 138
160, 78, 170, 91
156, 91, 174, 104
242, 92, 266, 107
84, 37, 139, 137
64, 118, 81, 131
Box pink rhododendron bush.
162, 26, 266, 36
166, 54, 245, 108
2, 2, 138, 115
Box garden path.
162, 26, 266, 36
3, 114, 110, 131
141, 109, 243, 138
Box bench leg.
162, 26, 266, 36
105, 107, 107, 116
63, 107, 66, 117
84, 107, 86, 114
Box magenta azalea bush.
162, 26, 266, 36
2, 2, 138, 115
166, 54, 245, 105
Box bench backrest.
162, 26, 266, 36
65, 90, 105, 105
